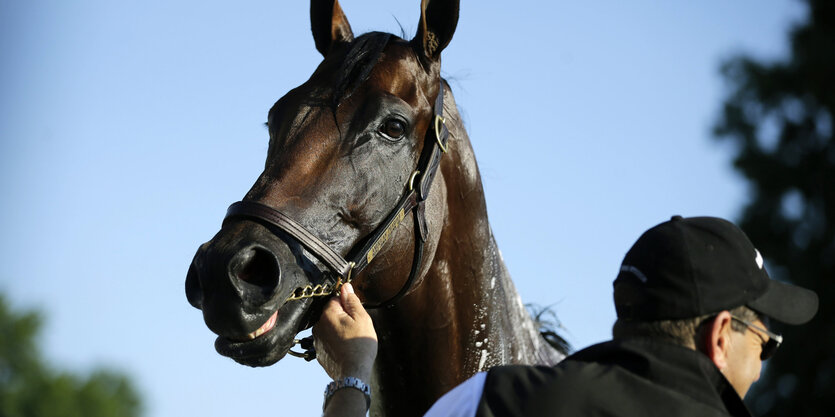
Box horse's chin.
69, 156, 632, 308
214, 297, 314, 367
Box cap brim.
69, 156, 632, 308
748, 279, 819, 325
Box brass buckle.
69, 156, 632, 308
345, 261, 355, 284
289, 338, 316, 361
335, 261, 356, 294
408, 170, 421, 191
434, 115, 448, 153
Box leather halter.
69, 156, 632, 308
223, 80, 449, 310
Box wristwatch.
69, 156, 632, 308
323, 376, 371, 411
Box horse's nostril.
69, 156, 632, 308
229, 246, 281, 294
186, 260, 204, 309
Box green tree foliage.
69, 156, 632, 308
0, 295, 142, 417
713, 0, 834, 415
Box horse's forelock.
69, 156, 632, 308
332, 32, 393, 107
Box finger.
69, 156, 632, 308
315, 298, 345, 330
340, 283, 365, 319
324, 295, 346, 315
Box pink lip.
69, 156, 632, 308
246, 311, 278, 340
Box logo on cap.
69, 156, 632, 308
620, 265, 648, 283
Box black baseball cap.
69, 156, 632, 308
614, 216, 818, 325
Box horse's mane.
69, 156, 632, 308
527, 304, 572, 355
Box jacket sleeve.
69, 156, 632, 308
423, 372, 487, 417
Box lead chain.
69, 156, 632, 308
286, 262, 355, 302
286, 280, 341, 301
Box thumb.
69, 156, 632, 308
339, 283, 364, 318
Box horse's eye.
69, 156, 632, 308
380, 119, 406, 139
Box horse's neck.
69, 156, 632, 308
476, 235, 565, 365
367, 94, 562, 416
451, 233, 564, 370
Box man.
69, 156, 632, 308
314, 216, 819, 416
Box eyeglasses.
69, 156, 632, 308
730, 315, 783, 360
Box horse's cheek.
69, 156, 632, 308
420, 172, 448, 277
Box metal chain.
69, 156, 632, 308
285, 280, 342, 301
285, 262, 355, 302
285, 265, 354, 361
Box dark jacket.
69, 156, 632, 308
475, 338, 752, 417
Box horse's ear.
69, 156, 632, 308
311, 0, 354, 57
413, 0, 459, 61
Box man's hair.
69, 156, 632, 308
612, 305, 760, 349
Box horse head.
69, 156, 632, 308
186, 0, 460, 367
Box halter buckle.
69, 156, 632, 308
434, 115, 448, 153
408, 170, 421, 191
345, 261, 356, 284
289, 337, 316, 361
334, 261, 356, 294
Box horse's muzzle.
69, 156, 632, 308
185, 220, 319, 366
186, 242, 281, 313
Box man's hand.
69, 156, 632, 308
313, 283, 378, 382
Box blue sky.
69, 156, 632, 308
0, 1, 805, 415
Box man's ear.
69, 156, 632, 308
702, 311, 734, 370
